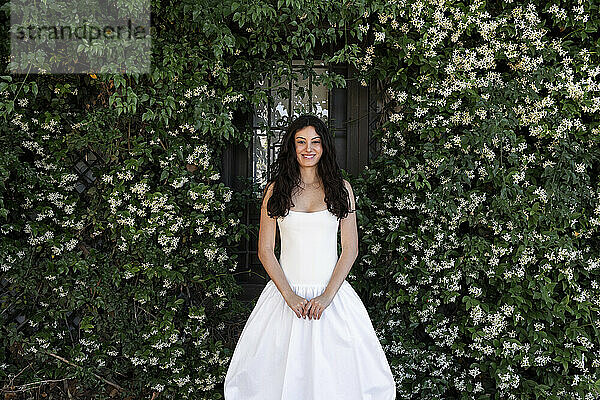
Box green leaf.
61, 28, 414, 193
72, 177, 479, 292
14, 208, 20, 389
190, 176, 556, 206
160, 169, 169, 180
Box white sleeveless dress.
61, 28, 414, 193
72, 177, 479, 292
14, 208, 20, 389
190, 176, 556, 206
224, 209, 396, 399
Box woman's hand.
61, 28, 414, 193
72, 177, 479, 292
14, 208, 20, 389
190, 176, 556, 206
303, 292, 334, 320
284, 292, 309, 318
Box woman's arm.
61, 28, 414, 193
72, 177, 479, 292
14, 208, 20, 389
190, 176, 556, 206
322, 179, 358, 299
257, 181, 295, 299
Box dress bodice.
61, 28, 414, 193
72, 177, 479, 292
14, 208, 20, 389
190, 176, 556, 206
277, 209, 340, 286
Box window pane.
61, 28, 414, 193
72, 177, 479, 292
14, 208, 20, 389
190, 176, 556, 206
252, 131, 269, 188
291, 70, 310, 118
271, 75, 289, 128
312, 68, 329, 120
270, 130, 286, 175
253, 76, 269, 128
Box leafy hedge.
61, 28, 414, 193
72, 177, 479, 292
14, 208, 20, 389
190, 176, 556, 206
347, 2, 600, 399
1, 0, 600, 399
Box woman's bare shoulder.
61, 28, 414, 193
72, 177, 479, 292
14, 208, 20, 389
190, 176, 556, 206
262, 180, 276, 198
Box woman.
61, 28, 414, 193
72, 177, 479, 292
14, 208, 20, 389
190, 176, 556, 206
224, 114, 396, 399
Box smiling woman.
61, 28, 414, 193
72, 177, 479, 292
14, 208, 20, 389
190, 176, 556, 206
223, 114, 395, 399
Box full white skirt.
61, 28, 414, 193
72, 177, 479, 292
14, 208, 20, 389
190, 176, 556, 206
224, 280, 396, 400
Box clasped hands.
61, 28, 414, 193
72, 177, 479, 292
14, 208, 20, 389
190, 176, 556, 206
284, 291, 334, 320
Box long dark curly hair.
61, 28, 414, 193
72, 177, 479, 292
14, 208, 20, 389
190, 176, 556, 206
261, 113, 352, 221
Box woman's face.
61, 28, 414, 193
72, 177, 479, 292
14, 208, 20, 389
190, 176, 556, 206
294, 125, 322, 167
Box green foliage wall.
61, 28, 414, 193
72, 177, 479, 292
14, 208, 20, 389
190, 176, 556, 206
346, 1, 600, 399
1, 0, 600, 399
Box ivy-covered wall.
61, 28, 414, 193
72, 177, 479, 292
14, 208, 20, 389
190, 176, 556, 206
1, 0, 600, 399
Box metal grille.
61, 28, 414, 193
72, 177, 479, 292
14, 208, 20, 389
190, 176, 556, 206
251, 59, 333, 190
